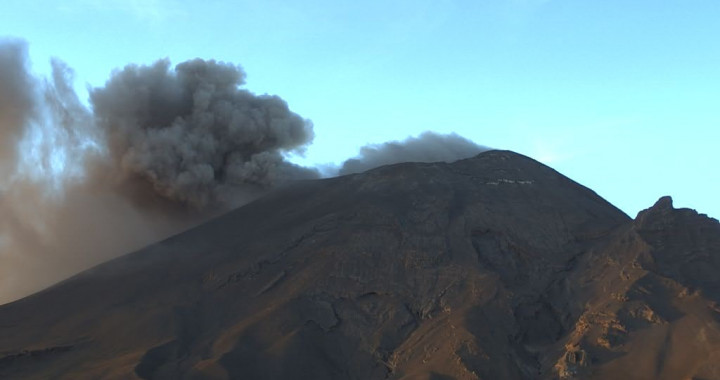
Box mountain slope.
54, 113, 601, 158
0, 150, 717, 380
550, 196, 720, 380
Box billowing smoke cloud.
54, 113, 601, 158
90, 59, 318, 211
0, 39, 488, 305
339, 131, 488, 175
0, 40, 318, 304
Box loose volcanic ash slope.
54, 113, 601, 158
0, 150, 719, 380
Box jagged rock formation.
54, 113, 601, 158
0, 150, 718, 379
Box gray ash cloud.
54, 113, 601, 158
90, 58, 318, 211
339, 131, 488, 175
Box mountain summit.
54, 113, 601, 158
1, 150, 718, 379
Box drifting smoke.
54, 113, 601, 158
339, 132, 488, 175
0, 39, 487, 304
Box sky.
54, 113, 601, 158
2, 0, 719, 219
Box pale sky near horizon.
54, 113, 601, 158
2, 0, 719, 219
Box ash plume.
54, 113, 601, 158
90, 58, 318, 211
0, 40, 318, 304
339, 131, 489, 175
0, 38, 487, 305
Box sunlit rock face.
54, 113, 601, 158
1, 150, 718, 380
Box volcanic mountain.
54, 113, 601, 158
1, 150, 719, 379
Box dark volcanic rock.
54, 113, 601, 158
0, 150, 718, 380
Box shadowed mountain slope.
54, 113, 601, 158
1, 150, 718, 379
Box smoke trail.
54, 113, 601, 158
339, 131, 489, 175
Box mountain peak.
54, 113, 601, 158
635, 195, 675, 228
653, 195, 674, 209
0, 152, 717, 379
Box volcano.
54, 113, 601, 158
1, 150, 719, 379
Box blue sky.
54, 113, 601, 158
2, 0, 719, 219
